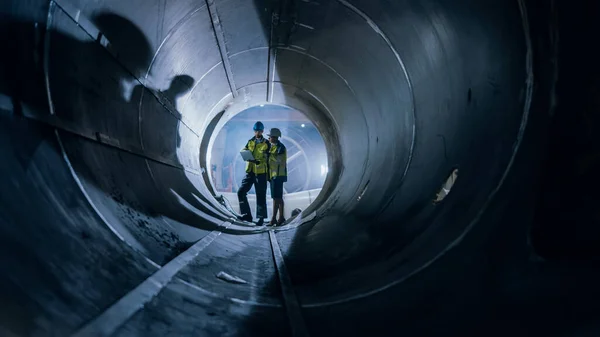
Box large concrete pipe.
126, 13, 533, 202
1, 0, 598, 336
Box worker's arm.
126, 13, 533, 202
274, 145, 286, 163
265, 143, 271, 166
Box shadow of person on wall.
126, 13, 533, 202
45, 12, 225, 260
159, 74, 195, 148
45, 12, 234, 263
130, 74, 196, 150
0, 11, 236, 335
0, 12, 173, 336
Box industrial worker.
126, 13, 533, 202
237, 121, 270, 226
267, 128, 288, 226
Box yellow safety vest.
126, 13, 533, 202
243, 137, 270, 174
268, 141, 287, 181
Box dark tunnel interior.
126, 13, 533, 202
1, 0, 600, 336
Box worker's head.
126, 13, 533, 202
253, 121, 264, 137
267, 128, 282, 143
92, 13, 151, 76
165, 75, 195, 97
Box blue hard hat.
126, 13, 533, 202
253, 121, 264, 131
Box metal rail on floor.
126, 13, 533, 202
268, 230, 310, 337
71, 229, 225, 337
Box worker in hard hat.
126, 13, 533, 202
237, 121, 270, 226
266, 128, 287, 226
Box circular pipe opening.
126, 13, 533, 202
206, 104, 330, 221
200, 93, 343, 224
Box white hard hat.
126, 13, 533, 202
267, 128, 282, 137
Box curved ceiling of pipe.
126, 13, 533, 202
1, 0, 583, 336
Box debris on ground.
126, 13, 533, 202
216, 271, 248, 284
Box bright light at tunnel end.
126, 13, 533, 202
207, 104, 329, 221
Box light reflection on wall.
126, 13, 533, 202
209, 105, 327, 195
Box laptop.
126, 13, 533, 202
240, 149, 255, 161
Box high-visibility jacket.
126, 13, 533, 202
243, 137, 270, 174
268, 141, 287, 181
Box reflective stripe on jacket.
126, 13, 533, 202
243, 137, 270, 174
268, 141, 287, 181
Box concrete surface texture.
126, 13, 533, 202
1, 0, 599, 336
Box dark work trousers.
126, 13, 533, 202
237, 172, 268, 219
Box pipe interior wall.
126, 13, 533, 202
2, 0, 599, 336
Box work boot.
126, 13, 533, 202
237, 214, 252, 222
268, 218, 277, 226
277, 217, 286, 226
256, 218, 264, 226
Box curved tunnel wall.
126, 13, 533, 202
1, 0, 586, 336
